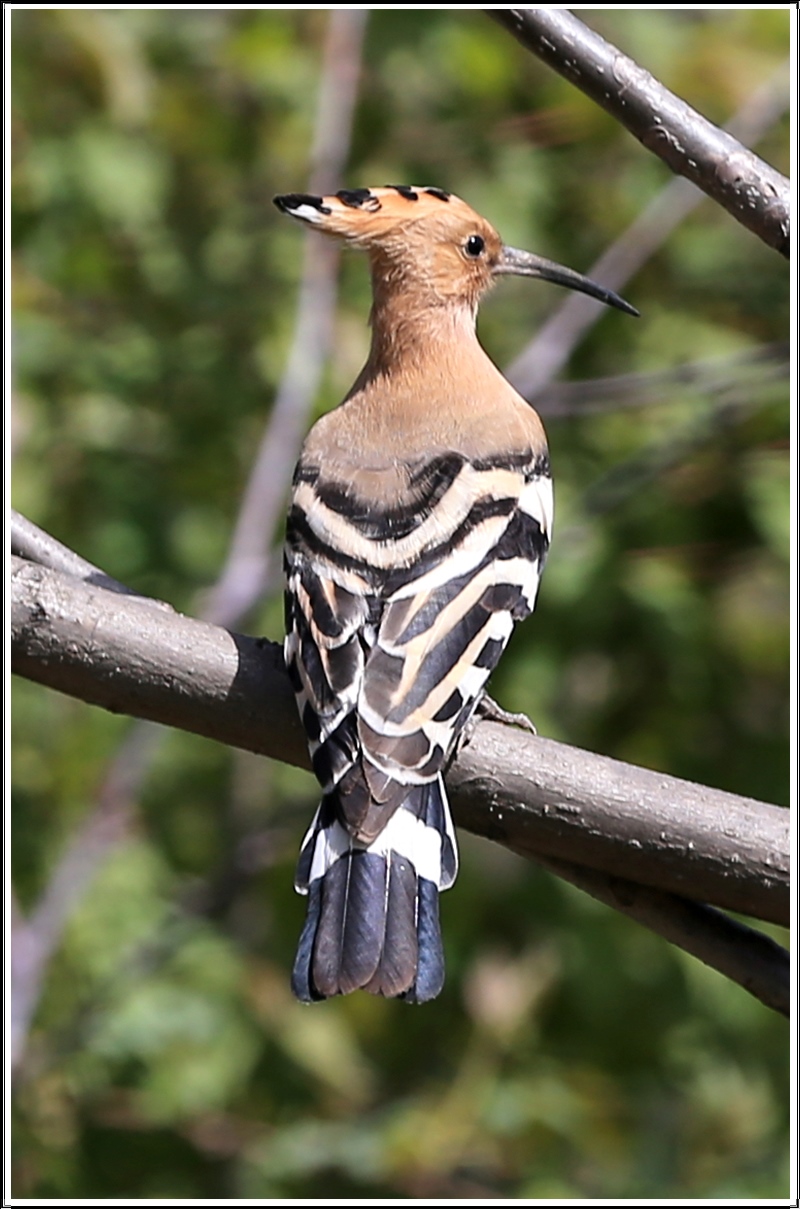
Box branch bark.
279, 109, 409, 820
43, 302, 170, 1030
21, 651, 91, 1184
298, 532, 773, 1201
10, 507, 166, 604
489, 9, 789, 257
12, 555, 789, 939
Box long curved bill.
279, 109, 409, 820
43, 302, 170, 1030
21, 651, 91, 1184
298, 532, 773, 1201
495, 246, 639, 317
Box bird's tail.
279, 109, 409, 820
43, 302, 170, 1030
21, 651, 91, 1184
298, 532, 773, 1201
291, 776, 458, 1003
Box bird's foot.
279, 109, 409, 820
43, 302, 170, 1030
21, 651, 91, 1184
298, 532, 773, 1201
450, 693, 537, 767
474, 693, 537, 735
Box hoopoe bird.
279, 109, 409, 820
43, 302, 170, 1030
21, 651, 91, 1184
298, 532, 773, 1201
275, 185, 636, 1003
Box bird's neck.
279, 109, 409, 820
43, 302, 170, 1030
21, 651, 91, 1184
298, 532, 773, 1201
363, 279, 482, 380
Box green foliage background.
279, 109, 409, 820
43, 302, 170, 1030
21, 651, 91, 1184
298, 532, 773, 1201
11, 9, 789, 1200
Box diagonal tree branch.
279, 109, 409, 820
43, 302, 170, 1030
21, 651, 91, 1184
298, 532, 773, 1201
529, 856, 788, 1018
503, 56, 790, 399
490, 9, 789, 257
11, 553, 789, 1018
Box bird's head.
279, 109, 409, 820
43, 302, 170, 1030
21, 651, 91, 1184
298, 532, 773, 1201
274, 186, 638, 317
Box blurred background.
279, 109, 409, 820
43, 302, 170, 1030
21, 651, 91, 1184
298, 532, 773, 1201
10, 8, 789, 1199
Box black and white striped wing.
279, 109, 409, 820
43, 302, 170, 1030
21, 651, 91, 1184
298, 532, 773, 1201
283, 552, 372, 800
358, 462, 553, 796
285, 450, 552, 1001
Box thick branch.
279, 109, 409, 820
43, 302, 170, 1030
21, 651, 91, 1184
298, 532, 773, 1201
12, 557, 788, 931
448, 715, 787, 930
490, 9, 789, 257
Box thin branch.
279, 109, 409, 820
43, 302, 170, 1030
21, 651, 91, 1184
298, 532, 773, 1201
490, 10, 789, 256
10, 10, 368, 1074
533, 342, 788, 419
581, 383, 776, 517
503, 59, 790, 399
530, 855, 788, 1017
203, 9, 368, 626
9, 508, 170, 605
11, 557, 788, 933
9, 723, 163, 1070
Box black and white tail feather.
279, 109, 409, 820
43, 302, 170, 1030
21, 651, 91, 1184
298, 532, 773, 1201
291, 778, 457, 1002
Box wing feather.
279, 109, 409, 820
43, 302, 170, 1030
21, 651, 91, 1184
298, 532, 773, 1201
286, 444, 552, 1001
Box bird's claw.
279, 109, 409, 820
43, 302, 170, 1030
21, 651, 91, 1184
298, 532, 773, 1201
474, 693, 537, 735
449, 693, 537, 767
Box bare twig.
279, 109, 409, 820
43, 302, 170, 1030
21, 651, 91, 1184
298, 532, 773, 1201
9, 723, 162, 1070
503, 58, 790, 399
490, 10, 789, 256
531, 855, 788, 1017
10, 508, 169, 604
203, 9, 367, 625
533, 342, 788, 419
11, 558, 788, 932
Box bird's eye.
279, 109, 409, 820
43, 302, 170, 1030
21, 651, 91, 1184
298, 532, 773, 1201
465, 234, 485, 258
